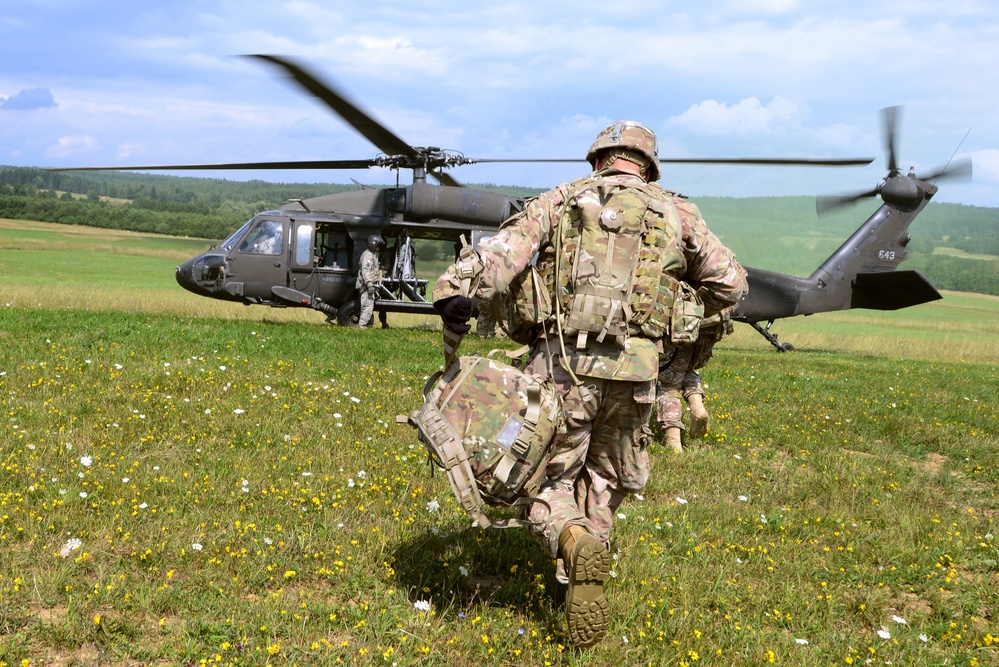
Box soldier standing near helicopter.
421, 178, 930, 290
356, 234, 385, 328
433, 121, 746, 648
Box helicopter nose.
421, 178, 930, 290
175, 253, 227, 296
175, 259, 199, 294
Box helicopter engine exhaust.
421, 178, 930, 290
385, 183, 522, 226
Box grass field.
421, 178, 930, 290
1, 220, 997, 666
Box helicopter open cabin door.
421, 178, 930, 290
224, 216, 289, 300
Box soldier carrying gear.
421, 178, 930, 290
431, 121, 747, 648
356, 234, 386, 328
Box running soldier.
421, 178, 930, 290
433, 121, 746, 647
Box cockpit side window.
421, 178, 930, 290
239, 220, 284, 255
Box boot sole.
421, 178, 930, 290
566, 534, 610, 647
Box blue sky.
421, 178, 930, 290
2, 0, 997, 207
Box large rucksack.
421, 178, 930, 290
399, 348, 564, 528
498, 172, 703, 349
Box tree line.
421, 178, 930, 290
2, 166, 996, 296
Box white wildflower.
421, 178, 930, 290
427, 500, 440, 513
877, 628, 891, 639
738, 495, 749, 502
675, 497, 688, 505
59, 537, 83, 558
795, 638, 809, 645
191, 542, 203, 551
891, 615, 907, 625
414, 600, 431, 612
80, 455, 92, 467
459, 566, 469, 576
918, 634, 929, 642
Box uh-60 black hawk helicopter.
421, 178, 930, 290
56, 56, 971, 350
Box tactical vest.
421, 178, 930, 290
506, 172, 699, 348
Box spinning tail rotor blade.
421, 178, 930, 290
883, 106, 901, 175
918, 156, 973, 185
816, 188, 881, 214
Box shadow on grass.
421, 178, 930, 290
390, 524, 564, 629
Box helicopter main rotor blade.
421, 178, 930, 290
466, 156, 874, 166
248, 54, 419, 161
47, 159, 381, 172
430, 170, 463, 188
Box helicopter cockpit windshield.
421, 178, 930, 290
221, 219, 254, 252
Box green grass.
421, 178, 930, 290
0, 220, 997, 666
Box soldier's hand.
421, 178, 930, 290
434, 295, 473, 335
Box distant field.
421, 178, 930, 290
2, 217, 997, 361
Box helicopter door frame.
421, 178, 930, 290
224, 216, 289, 301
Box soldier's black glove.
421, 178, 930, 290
434, 295, 473, 335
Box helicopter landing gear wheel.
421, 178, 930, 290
337, 299, 361, 327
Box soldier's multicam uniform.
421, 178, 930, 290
434, 168, 747, 570
656, 306, 737, 431
476, 300, 497, 339
356, 248, 382, 327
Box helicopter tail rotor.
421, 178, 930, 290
816, 107, 972, 214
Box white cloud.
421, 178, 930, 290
667, 97, 801, 137
971, 149, 999, 183
45, 135, 98, 158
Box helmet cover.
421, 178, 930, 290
586, 121, 661, 181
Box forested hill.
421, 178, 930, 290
2, 166, 997, 296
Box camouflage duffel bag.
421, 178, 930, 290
399, 348, 564, 528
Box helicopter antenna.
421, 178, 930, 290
932, 128, 971, 186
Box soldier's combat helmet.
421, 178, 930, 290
367, 234, 385, 251
586, 121, 661, 181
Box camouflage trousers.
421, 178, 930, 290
358, 286, 378, 327
523, 351, 655, 578
476, 305, 496, 339
656, 345, 705, 430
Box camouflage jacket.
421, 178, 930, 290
356, 249, 382, 290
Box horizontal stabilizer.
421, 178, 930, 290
851, 270, 942, 311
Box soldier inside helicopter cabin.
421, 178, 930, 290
432, 121, 747, 648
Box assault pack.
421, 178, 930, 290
399, 348, 564, 528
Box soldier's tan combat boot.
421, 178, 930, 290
559, 524, 610, 648
666, 426, 683, 453
687, 393, 710, 440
